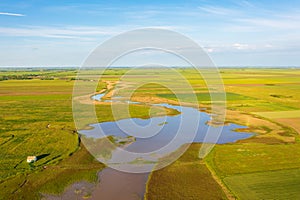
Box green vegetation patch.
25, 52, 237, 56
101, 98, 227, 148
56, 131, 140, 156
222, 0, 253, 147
157, 92, 255, 103
1, 67, 300, 199
224, 168, 300, 200
0, 74, 167, 199
206, 143, 300, 177
0, 145, 105, 199
253, 110, 300, 119
145, 144, 227, 200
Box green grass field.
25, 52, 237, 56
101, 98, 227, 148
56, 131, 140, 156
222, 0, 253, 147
1, 67, 300, 199
253, 110, 300, 119
0, 69, 176, 199
145, 144, 227, 200
127, 68, 300, 200
157, 92, 256, 103
205, 143, 300, 199
224, 169, 300, 200
206, 143, 300, 177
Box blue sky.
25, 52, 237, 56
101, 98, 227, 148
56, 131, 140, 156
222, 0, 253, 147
0, 0, 300, 67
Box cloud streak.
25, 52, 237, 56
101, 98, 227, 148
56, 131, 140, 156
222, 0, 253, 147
198, 5, 239, 16
0, 12, 25, 17
0, 25, 182, 40
0, 26, 122, 39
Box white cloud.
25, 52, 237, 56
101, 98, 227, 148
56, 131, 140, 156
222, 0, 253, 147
198, 6, 239, 15
0, 25, 183, 40
0, 26, 123, 39
236, 0, 255, 8
205, 47, 214, 53
233, 43, 250, 50
201, 42, 284, 53
237, 18, 300, 30
0, 12, 25, 17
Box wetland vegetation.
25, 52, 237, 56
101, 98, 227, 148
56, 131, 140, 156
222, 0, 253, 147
0, 67, 300, 199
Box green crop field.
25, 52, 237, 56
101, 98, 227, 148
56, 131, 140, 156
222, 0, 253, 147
224, 169, 300, 200
204, 143, 300, 200
145, 144, 227, 200
206, 143, 300, 177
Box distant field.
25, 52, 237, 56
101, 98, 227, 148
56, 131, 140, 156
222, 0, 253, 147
224, 168, 300, 200
253, 110, 300, 119
157, 92, 255, 103
220, 69, 300, 112
129, 68, 300, 112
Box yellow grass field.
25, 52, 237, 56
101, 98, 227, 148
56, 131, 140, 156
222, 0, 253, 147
253, 110, 300, 134
275, 118, 300, 135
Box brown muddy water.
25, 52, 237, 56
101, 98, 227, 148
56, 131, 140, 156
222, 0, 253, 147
44, 168, 148, 200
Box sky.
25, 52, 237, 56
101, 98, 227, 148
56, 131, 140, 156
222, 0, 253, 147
0, 0, 300, 67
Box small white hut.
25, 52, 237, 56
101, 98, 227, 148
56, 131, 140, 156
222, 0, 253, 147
27, 156, 37, 163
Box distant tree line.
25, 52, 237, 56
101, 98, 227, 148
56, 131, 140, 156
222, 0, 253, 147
0, 74, 55, 81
